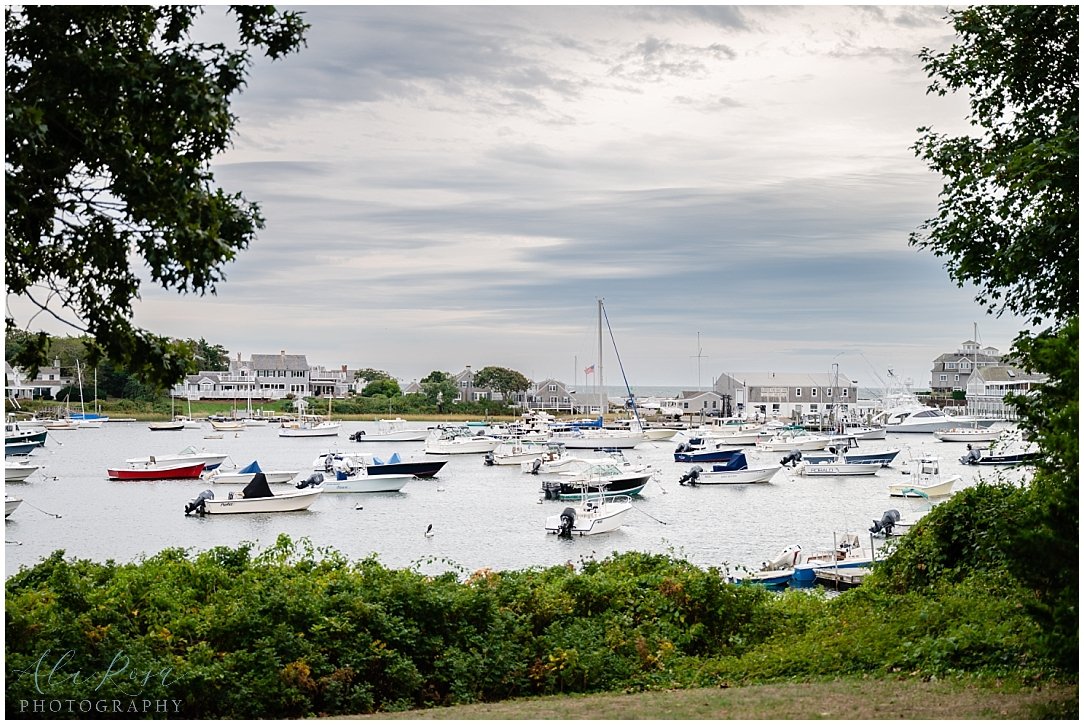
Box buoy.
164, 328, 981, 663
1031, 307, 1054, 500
424, 524, 434, 538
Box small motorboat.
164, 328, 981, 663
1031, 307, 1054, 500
678, 451, 780, 485
349, 418, 431, 442
184, 473, 322, 515
789, 533, 876, 587
320, 458, 412, 493
934, 427, 1002, 443
108, 461, 206, 480
540, 463, 652, 500
544, 493, 633, 537
314, 451, 449, 479
673, 438, 745, 463
148, 421, 186, 432
732, 544, 804, 589
959, 434, 1041, 466
125, 445, 228, 471
794, 449, 882, 477
207, 460, 299, 485
887, 456, 960, 498
5, 441, 39, 457
424, 425, 500, 454
6, 495, 23, 517
5, 462, 39, 482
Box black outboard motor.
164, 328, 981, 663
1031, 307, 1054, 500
557, 507, 577, 538
296, 472, 324, 489
678, 465, 703, 486
870, 509, 901, 535
540, 481, 563, 500
675, 442, 692, 454
528, 458, 543, 475
350, 430, 366, 442
483, 452, 495, 466
184, 489, 214, 516
780, 449, 803, 467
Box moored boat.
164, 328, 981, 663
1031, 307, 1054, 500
544, 492, 632, 537
206, 460, 300, 485
349, 418, 431, 442
108, 461, 206, 480
424, 425, 500, 454
887, 456, 960, 497
313, 451, 448, 479
184, 473, 322, 515
5, 462, 39, 482
933, 427, 1002, 443
6, 495, 23, 517
125, 445, 227, 471
677, 452, 780, 485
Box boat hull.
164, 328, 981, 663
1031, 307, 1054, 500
5, 441, 39, 456
933, 429, 1001, 442
802, 449, 900, 466
797, 461, 882, 476
202, 488, 322, 514
887, 475, 960, 498
108, 462, 206, 480
211, 471, 300, 485
424, 438, 500, 454
322, 474, 411, 493
5, 465, 38, 482
5, 496, 22, 517
692, 465, 781, 484
544, 499, 632, 535
279, 424, 340, 437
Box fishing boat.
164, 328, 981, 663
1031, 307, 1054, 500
754, 429, 838, 452
320, 458, 412, 493
184, 473, 322, 515
887, 456, 960, 497
540, 462, 652, 500
348, 418, 431, 442
673, 437, 745, 463
125, 445, 228, 471
5, 420, 48, 447
959, 433, 1041, 466
108, 461, 206, 480
800, 437, 901, 467
484, 439, 556, 466
544, 491, 633, 537
206, 460, 300, 485
794, 449, 882, 477
313, 451, 449, 479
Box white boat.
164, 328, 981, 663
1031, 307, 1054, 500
210, 420, 246, 432
795, 451, 882, 477
933, 426, 1002, 443
125, 445, 228, 471
716, 428, 768, 446
541, 462, 653, 499
185, 475, 322, 515
278, 417, 341, 438
424, 425, 500, 454
789, 533, 877, 587
148, 421, 186, 431
544, 493, 633, 537
42, 419, 78, 430
837, 423, 887, 440
5, 463, 39, 482
873, 404, 993, 434
548, 427, 645, 450
887, 456, 960, 497
484, 439, 556, 466
321, 469, 412, 493
6, 495, 23, 517
755, 430, 838, 452
680, 463, 781, 485
206, 460, 300, 485
349, 418, 431, 442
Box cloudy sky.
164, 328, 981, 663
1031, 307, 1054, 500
128, 4, 1034, 389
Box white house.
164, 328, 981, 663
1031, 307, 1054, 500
964, 365, 1047, 420
714, 371, 859, 422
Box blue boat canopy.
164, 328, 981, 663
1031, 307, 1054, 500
238, 460, 262, 474
388, 452, 401, 464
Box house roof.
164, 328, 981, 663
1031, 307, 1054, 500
973, 366, 1047, 383
718, 372, 856, 387
250, 353, 309, 370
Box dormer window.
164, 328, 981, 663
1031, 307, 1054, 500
794, 388, 802, 397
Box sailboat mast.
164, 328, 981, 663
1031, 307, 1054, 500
597, 298, 606, 416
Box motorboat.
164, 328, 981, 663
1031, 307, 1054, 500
206, 460, 299, 485
125, 445, 228, 471
934, 427, 1002, 443
677, 452, 780, 485
548, 427, 645, 450
836, 423, 887, 440
540, 463, 652, 500
424, 425, 500, 454
184, 473, 322, 515
148, 421, 186, 432
887, 456, 960, 498
210, 419, 246, 432
349, 418, 431, 442
6, 495, 23, 517
42, 419, 78, 430
5, 421, 48, 447
518, 443, 571, 473
108, 461, 206, 480
789, 533, 876, 587
800, 438, 901, 467
794, 450, 882, 477
313, 451, 448, 479
544, 493, 633, 537
5, 462, 38, 482
321, 462, 412, 493
732, 544, 804, 589
959, 433, 1040, 466
873, 404, 993, 434
754, 430, 838, 452
5, 441, 39, 456
484, 439, 557, 466
278, 417, 340, 437
673, 438, 745, 464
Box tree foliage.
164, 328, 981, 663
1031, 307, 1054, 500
473, 366, 532, 403
354, 368, 393, 383
361, 378, 402, 398
419, 370, 458, 413
910, 4, 1078, 671
5, 5, 308, 388
910, 5, 1078, 325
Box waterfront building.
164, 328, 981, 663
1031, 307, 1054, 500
5, 360, 72, 400
660, 390, 724, 419
177, 350, 311, 401
929, 339, 1002, 394
713, 371, 859, 422
964, 365, 1046, 420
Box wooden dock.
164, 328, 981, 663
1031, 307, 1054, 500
814, 566, 871, 590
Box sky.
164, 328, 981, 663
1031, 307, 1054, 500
32, 4, 1043, 389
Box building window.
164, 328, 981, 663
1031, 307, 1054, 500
811, 388, 818, 397
954, 374, 960, 381
548, 384, 557, 392
842, 388, 849, 398
939, 374, 948, 382
946, 362, 956, 369
826, 388, 832, 397
795, 388, 802, 397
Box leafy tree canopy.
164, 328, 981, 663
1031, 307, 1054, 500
910, 4, 1078, 325
419, 370, 458, 413
473, 366, 531, 401
5, 5, 308, 388
354, 368, 393, 383
361, 378, 401, 398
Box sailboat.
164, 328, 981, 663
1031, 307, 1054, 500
71, 360, 105, 427
548, 300, 645, 450
149, 395, 185, 431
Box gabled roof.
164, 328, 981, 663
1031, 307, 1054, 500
972, 366, 1047, 383
250, 353, 309, 371
718, 372, 855, 387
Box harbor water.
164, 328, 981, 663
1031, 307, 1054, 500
5, 421, 1026, 580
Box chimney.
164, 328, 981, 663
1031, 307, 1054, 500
341, 364, 347, 373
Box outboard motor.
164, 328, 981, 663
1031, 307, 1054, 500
960, 444, 982, 465
322, 455, 335, 473
540, 481, 562, 500
557, 507, 577, 538
350, 430, 366, 442
678, 465, 703, 486
780, 449, 803, 467
483, 452, 495, 466
296, 472, 324, 490
674, 442, 691, 454
760, 544, 802, 571
528, 458, 543, 475
184, 489, 214, 516
870, 509, 901, 535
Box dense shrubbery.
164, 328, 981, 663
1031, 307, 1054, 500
5, 534, 1063, 719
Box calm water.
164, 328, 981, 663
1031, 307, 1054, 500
5, 421, 1025, 579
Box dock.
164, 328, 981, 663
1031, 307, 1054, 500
814, 566, 871, 590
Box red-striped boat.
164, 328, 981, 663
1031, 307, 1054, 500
107, 462, 205, 480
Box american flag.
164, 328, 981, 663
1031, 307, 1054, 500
584, 364, 595, 375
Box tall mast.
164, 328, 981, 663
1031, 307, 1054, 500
597, 298, 606, 416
